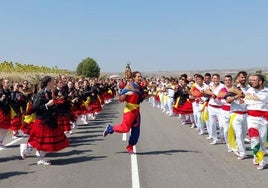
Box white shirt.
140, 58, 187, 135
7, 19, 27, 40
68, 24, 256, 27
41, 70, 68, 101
244, 87, 268, 111
208, 83, 226, 106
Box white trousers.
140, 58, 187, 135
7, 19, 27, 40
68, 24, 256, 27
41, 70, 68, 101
192, 102, 205, 133
208, 106, 221, 141
167, 97, 174, 116
232, 113, 247, 155
247, 115, 268, 152
218, 109, 231, 143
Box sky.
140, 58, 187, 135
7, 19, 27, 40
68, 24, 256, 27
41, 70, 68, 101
0, 0, 267, 73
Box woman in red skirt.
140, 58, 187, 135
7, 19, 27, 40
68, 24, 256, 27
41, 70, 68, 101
21, 76, 69, 165
0, 79, 11, 147
20, 83, 39, 136
10, 83, 24, 138
53, 79, 72, 134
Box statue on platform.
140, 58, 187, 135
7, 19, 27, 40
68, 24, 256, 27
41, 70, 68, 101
124, 63, 132, 80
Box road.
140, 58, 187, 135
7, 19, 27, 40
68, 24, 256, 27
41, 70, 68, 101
1, 99, 268, 188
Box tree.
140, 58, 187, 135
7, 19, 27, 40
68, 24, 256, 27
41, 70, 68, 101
76, 57, 100, 78
256, 69, 263, 74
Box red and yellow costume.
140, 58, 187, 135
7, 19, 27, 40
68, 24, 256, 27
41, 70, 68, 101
28, 89, 69, 152
112, 82, 145, 146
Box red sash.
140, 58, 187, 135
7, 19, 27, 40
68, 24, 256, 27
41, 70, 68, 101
233, 111, 247, 115
248, 110, 268, 120
209, 104, 222, 108
222, 105, 230, 111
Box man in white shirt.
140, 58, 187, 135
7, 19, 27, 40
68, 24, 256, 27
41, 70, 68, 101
244, 74, 268, 170
205, 74, 226, 145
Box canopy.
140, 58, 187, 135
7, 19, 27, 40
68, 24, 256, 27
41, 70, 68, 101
109, 74, 120, 79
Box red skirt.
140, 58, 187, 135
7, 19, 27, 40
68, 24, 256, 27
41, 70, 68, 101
88, 101, 102, 113
0, 109, 11, 129
69, 111, 77, 122
71, 104, 84, 117
173, 101, 193, 115
173, 104, 183, 115
21, 122, 33, 135
10, 115, 22, 131
181, 100, 193, 114
28, 119, 69, 152
101, 93, 109, 101
103, 91, 114, 101
154, 95, 160, 102
57, 115, 71, 132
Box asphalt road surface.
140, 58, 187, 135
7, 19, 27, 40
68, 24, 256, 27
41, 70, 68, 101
1, 99, 268, 188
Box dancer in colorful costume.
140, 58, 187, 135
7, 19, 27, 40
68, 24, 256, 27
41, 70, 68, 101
225, 85, 247, 159
103, 71, 147, 154
191, 74, 208, 134
205, 73, 226, 145
0, 79, 11, 147
9, 82, 24, 138
21, 76, 69, 165
244, 74, 268, 170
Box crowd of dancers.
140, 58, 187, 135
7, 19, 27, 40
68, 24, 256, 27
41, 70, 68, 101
0, 75, 117, 165
146, 71, 268, 170
1, 71, 268, 171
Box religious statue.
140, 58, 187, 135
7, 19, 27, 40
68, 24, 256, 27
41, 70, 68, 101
124, 63, 132, 80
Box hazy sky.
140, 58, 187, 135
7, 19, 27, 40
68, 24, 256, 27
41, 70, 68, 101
1, 0, 267, 73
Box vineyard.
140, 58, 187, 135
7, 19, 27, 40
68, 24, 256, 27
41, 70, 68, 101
0, 61, 75, 83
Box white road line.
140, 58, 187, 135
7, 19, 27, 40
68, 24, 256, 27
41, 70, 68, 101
121, 131, 140, 187
131, 146, 140, 188
122, 133, 127, 141
0, 137, 23, 151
